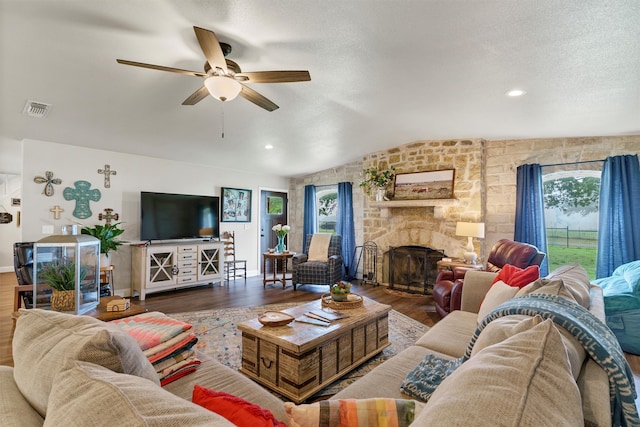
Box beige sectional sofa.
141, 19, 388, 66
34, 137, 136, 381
0, 264, 620, 426
333, 264, 614, 426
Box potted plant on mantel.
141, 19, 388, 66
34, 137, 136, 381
359, 166, 396, 201
81, 223, 124, 267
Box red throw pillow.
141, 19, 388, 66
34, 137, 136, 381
491, 264, 540, 289
192, 385, 286, 427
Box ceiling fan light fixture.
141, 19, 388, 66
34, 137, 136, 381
204, 76, 242, 102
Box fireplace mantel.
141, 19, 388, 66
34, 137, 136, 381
370, 198, 459, 218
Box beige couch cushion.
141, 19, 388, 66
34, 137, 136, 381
470, 314, 542, 356
333, 345, 438, 400
476, 280, 520, 323
544, 263, 591, 308
414, 318, 583, 426
0, 366, 44, 427
13, 309, 158, 417
43, 361, 233, 427
414, 310, 476, 357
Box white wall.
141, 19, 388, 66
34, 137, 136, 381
20, 139, 289, 295
0, 138, 23, 272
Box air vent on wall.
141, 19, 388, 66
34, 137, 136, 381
23, 100, 52, 118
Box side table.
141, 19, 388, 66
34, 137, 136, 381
437, 259, 483, 272
262, 252, 295, 289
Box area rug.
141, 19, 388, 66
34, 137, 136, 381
170, 302, 430, 400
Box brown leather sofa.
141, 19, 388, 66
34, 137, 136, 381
432, 239, 545, 318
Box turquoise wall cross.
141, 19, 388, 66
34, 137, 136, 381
63, 180, 101, 219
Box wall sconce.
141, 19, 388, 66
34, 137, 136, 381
455, 222, 485, 265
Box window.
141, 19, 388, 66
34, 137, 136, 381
543, 169, 600, 279
317, 185, 338, 234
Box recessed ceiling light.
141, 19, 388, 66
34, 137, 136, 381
505, 89, 527, 97
265, 144, 274, 150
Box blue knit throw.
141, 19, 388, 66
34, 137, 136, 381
401, 293, 640, 427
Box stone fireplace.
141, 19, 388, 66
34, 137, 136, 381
387, 245, 444, 294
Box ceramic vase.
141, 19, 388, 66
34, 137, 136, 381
375, 188, 386, 202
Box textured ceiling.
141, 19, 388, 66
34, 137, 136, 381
1, 0, 639, 177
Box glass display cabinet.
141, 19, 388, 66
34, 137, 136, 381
33, 234, 100, 314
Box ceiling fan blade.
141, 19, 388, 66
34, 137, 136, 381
182, 86, 210, 105
235, 70, 311, 83
116, 59, 207, 77
239, 85, 279, 111
193, 26, 227, 73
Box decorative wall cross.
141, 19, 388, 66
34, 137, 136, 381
33, 171, 62, 196
98, 208, 119, 225
97, 164, 117, 188
63, 180, 101, 219
50, 205, 64, 220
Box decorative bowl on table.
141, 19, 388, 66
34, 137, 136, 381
258, 311, 295, 327
329, 281, 352, 301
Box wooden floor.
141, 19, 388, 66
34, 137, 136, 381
1, 272, 638, 411
0, 272, 440, 366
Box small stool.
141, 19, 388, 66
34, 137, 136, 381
99, 265, 115, 297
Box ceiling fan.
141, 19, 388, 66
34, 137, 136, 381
117, 26, 311, 111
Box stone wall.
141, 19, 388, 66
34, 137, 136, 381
485, 135, 640, 246
290, 139, 486, 284
289, 134, 640, 285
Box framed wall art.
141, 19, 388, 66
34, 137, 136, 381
393, 169, 455, 200
221, 187, 252, 222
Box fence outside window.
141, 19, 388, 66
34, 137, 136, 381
546, 227, 597, 248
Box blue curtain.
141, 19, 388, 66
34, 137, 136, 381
596, 154, 640, 278
514, 163, 549, 276
302, 185, 317, 250
337, 182, 356, 278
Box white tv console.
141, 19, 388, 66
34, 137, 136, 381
131, 240, 224, 300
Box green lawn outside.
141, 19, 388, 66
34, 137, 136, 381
546, 245, 597, 280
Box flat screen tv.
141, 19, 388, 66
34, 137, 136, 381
140, 191, 220, 241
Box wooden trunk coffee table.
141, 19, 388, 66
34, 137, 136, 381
238, 298, 391, 403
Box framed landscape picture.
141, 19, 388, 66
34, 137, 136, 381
221, 187, 252, 222
393, 169, 455, 200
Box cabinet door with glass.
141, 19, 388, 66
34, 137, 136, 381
146, 245, 177, 288
198, 242, 223, 282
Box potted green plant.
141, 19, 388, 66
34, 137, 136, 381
81, 223, 124, 267
359, 166, 396, 201
39, 261, 87, 311
330, 281, 352, 302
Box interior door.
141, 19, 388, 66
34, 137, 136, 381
260, 190, 288, 273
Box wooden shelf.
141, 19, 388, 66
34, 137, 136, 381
370, 198, 459, 218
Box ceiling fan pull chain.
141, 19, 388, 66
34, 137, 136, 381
221, 106, 225, 139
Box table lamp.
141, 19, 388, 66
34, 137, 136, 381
455, 222, 485, 265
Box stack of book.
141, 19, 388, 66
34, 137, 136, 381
296, 307, 350, 326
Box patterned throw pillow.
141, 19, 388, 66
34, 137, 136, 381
283, 398, 424, 427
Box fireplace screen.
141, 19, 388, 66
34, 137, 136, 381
388, 246, 444, 294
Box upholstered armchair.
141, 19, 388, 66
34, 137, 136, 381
292, 234, 343, 290
432, 239, 545, 318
